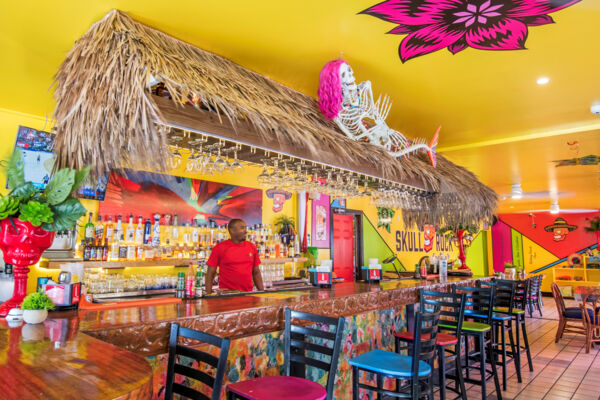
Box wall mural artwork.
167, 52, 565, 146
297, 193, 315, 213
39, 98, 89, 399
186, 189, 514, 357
99, 170, 262, 226
553, 154, 600, 167
544, 217, 577, 242
377, 207, 395, 232
265, 188, 292, 213
360, 0, 580, 62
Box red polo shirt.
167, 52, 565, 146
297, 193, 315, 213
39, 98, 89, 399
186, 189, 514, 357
206, 239, 260, 291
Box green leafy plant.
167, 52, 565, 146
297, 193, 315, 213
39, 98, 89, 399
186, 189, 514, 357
504, 262, 516, 269
437, 222, 480, 236
21, 291, 55, 310
273, 215, 295, 234
1, 149, 89, 231
584, 217, 600, 233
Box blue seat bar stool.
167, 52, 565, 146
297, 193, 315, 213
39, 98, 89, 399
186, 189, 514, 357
479, 279, 521, 390
226, 308, 345, 400
349, 310, 439, 399
497, 279, 533, 375
395, 290, 467, 400
453, 285, 503, 400
165, 323, 231, 400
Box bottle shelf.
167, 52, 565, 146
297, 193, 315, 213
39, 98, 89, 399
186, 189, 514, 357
42, 257, 307, 269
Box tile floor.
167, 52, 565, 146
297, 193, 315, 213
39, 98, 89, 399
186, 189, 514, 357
439, 296, 600, 400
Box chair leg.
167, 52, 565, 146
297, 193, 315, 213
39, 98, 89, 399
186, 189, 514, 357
377, 373, 383, 400
521, 316, 533, 372
500, 322, 507, 391
555, 319, 566, 343
508, 320, 521, 383
488, 337, 503, 400
438, 346, 446, 400
352, 366, 359, 400
455, 344, 467, 400
479, 334, 487, 400
537, 296, 543, 317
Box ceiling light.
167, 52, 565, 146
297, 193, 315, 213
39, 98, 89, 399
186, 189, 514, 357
537, 77, 550, 85
550, 201, 560, 214
511, 184, 523, 199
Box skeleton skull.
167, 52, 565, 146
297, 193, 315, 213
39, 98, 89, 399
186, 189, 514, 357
0, 219, 55, 266
339, 63, 357, 92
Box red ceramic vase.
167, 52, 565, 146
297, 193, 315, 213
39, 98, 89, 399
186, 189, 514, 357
0, 218, 55, 317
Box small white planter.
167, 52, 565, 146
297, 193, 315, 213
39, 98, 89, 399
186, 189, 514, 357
22, 310, 48, 324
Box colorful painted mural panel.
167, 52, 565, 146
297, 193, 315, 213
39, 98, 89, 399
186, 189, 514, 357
99, 170, 262, 226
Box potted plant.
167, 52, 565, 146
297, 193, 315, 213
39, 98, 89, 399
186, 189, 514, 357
21, 291, 55, 324
584, 216, 600, 249
274, 215, 295, 245
0, 149, 89, 316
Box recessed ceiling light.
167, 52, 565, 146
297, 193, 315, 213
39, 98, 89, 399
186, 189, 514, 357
511, 183, 523, 199
550, 200, 560, 214
537, 77, 550, 85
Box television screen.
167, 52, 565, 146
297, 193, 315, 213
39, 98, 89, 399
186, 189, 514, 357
12, 126, 107, 200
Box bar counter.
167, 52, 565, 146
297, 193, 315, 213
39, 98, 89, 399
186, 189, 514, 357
0, 275, 490, 400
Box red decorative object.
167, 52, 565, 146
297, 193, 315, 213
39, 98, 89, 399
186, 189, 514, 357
0, 219, 55, 317
456, 229, 469, 270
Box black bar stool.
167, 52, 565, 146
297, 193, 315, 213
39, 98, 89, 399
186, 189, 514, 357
226, 308, 345, 400
350, 310, 440, 399
165, 323, 231, 400
453, 285, 503, 400
395, 290, 467, 400
479, 279, 521, 390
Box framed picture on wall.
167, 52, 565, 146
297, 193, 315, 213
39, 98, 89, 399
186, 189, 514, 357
312, 194, 330, 248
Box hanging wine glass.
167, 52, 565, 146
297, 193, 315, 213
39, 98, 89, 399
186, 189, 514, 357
257, 160, 271, 187
230, 146, 243, 172
213, 144, 227, 174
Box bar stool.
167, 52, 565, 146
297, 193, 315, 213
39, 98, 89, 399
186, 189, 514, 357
226, 308, 345, 400
349, 310, 439, 399
526, 275, 543, 317
395, 290, 467, 400
165, 323, 231, 400
453, 285, 503, 400
479, 279, 521, 390
495, 279, 533, 375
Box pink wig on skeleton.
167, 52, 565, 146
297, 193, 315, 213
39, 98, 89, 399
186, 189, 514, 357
318, 59, 348, 120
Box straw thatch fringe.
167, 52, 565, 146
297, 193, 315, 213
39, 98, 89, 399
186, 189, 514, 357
52, 9, 497, 226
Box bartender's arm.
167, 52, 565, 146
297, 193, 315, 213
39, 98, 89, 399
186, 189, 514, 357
205, 265, 217, 295
253, 265, 264, 291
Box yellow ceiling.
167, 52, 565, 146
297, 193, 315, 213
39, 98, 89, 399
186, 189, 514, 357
1, 1, 599, 213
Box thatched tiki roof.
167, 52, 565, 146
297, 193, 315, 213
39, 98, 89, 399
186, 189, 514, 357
52, 9, 497, 227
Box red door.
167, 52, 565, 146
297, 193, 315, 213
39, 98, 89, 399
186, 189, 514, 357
333, 214, 355, 282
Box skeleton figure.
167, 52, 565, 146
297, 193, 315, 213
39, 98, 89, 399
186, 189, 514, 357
318, 59, 439, 167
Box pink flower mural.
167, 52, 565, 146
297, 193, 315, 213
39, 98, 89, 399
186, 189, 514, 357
360, 0, 580, 62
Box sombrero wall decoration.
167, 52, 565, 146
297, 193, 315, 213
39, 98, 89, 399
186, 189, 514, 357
544, 217, 578, 242
266, 188, 292, 212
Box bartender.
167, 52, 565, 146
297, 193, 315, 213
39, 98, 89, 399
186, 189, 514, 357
205, 219, 264, 294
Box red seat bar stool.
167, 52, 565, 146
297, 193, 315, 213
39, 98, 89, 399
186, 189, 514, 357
395, 290, 467, 400
226, 308, 345, 400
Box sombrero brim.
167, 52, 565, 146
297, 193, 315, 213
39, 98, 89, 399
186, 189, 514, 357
544, 224, 577, 232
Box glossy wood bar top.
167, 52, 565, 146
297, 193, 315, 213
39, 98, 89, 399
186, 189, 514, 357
80, 276, 489, 355
0, 276, 489, 399
0, 319, 153, 400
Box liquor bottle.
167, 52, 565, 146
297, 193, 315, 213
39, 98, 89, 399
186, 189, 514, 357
136, 243, 144, 260
163, 214, 172, 243
293, 236, 300, 257
105, 216, 115, 244
175, 272, 185, 299
83, 241, 91, 261
110, 239, 119, 261
95, 215, 104, 244
125, 214, 135, 244
172, 214, 179, 244
84, 212, 94, 243
195, 264, 204, 298
134, 216, 144, 245
192, 222, 199, 245
216, 225, 224, 243
118, 236, 128, 261
89, 240, 97, 261
152, 213, 161, 248
143, 218, 152, 245
127, 241, 136, 261
115, 215, 124, 243
185, 266, 195, 298
102, 239, 109, 261
165, 239, 173, 258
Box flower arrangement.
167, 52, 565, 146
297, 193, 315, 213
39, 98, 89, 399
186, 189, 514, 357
21, 291, 55, 311
0, 149, 89, 231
